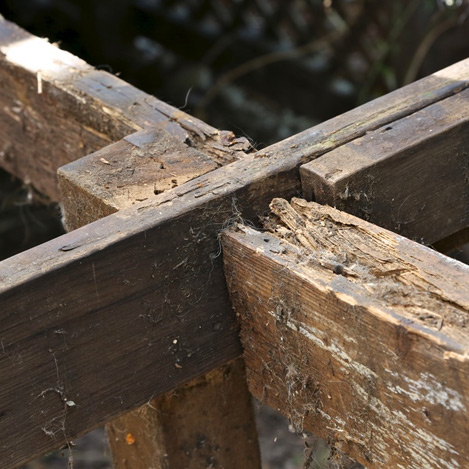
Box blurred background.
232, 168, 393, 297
1, 1, 469, 467
2, 0, 469, 147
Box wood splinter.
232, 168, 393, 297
222, 197, 469, 469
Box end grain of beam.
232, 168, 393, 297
300, 87, 469, 246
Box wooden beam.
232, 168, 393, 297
1, 13, 468, 200
0, 18, 248, 200
222, 198, 469, 469
57, 127, 220, 229
106, 357, 261, 469
2, 55, 469, 466
59, 127, 261, 468
57, 56, 469, 239
2, 148, 290, 468
300, 87, 469, 245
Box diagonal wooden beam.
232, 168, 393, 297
58, 126, 261, 468
1, 14, 469, 201
222, 198, 469, 469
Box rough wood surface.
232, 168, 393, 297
300, 87, 469, 246
0, 18, 248, 200
59, 129, 260, 468
1, 15, 468, 200
106, 358, 261, 469
58, 127, 220, 229
2, 52, 469, 466
222, 198, 469, 469
0, 144, 296, 468
0, 195, 243, 468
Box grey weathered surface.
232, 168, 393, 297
58, 128, 220, 229
222, 198, 469, 469
0, 18, 248, 200
1, 145, 301, 467
1, 14, 469, 200
300, 87, 469, 245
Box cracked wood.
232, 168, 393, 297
1, 42, 469, 466
58, 122, 260, 467
222, 198, 469, 469
301, 87, 469, 246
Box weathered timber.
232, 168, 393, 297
0, 149, 291, 468
59, 129, 261, 468
300, 87, 469, 246
58, 128, 220, 229
54, 53, 469, 205
0, 18, 248, 200
222, 198, 469, 469
3, 54, 469, 466
106, 358, 261, 469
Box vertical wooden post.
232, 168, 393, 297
106, 358, 260, 469
58, 128, 262, 469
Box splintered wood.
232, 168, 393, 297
3, 15, 469, 467
222, 198, 469, 469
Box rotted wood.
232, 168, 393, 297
300, 86, 469, 246
106, 357, 260, 469
59, 127, 261, 468
0, 17, 249, 201
222, 198, 469, 469
3, 51, 469, 466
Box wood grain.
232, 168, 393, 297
300, 87, 469, 246
1, 145, 297, 467
222, 198, 469, 469
2, 46, 469, 466
1, 16, 469, 200
106, 358, 261, 469
57, 127, 220, 229
0, 18, 248, 200
59, 128, 260, 467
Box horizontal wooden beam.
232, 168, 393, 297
2, 55, 469, 466
300, 87, 469, 245
0, 18, 247, 200
222, 198, 469, 469
1, 14, 468, 200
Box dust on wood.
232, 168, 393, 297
59, 126, 261, 465
222, 198, 469, 469
267, 198, 469, 338
2, 20, 469, 466
58, 127, 220, 229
